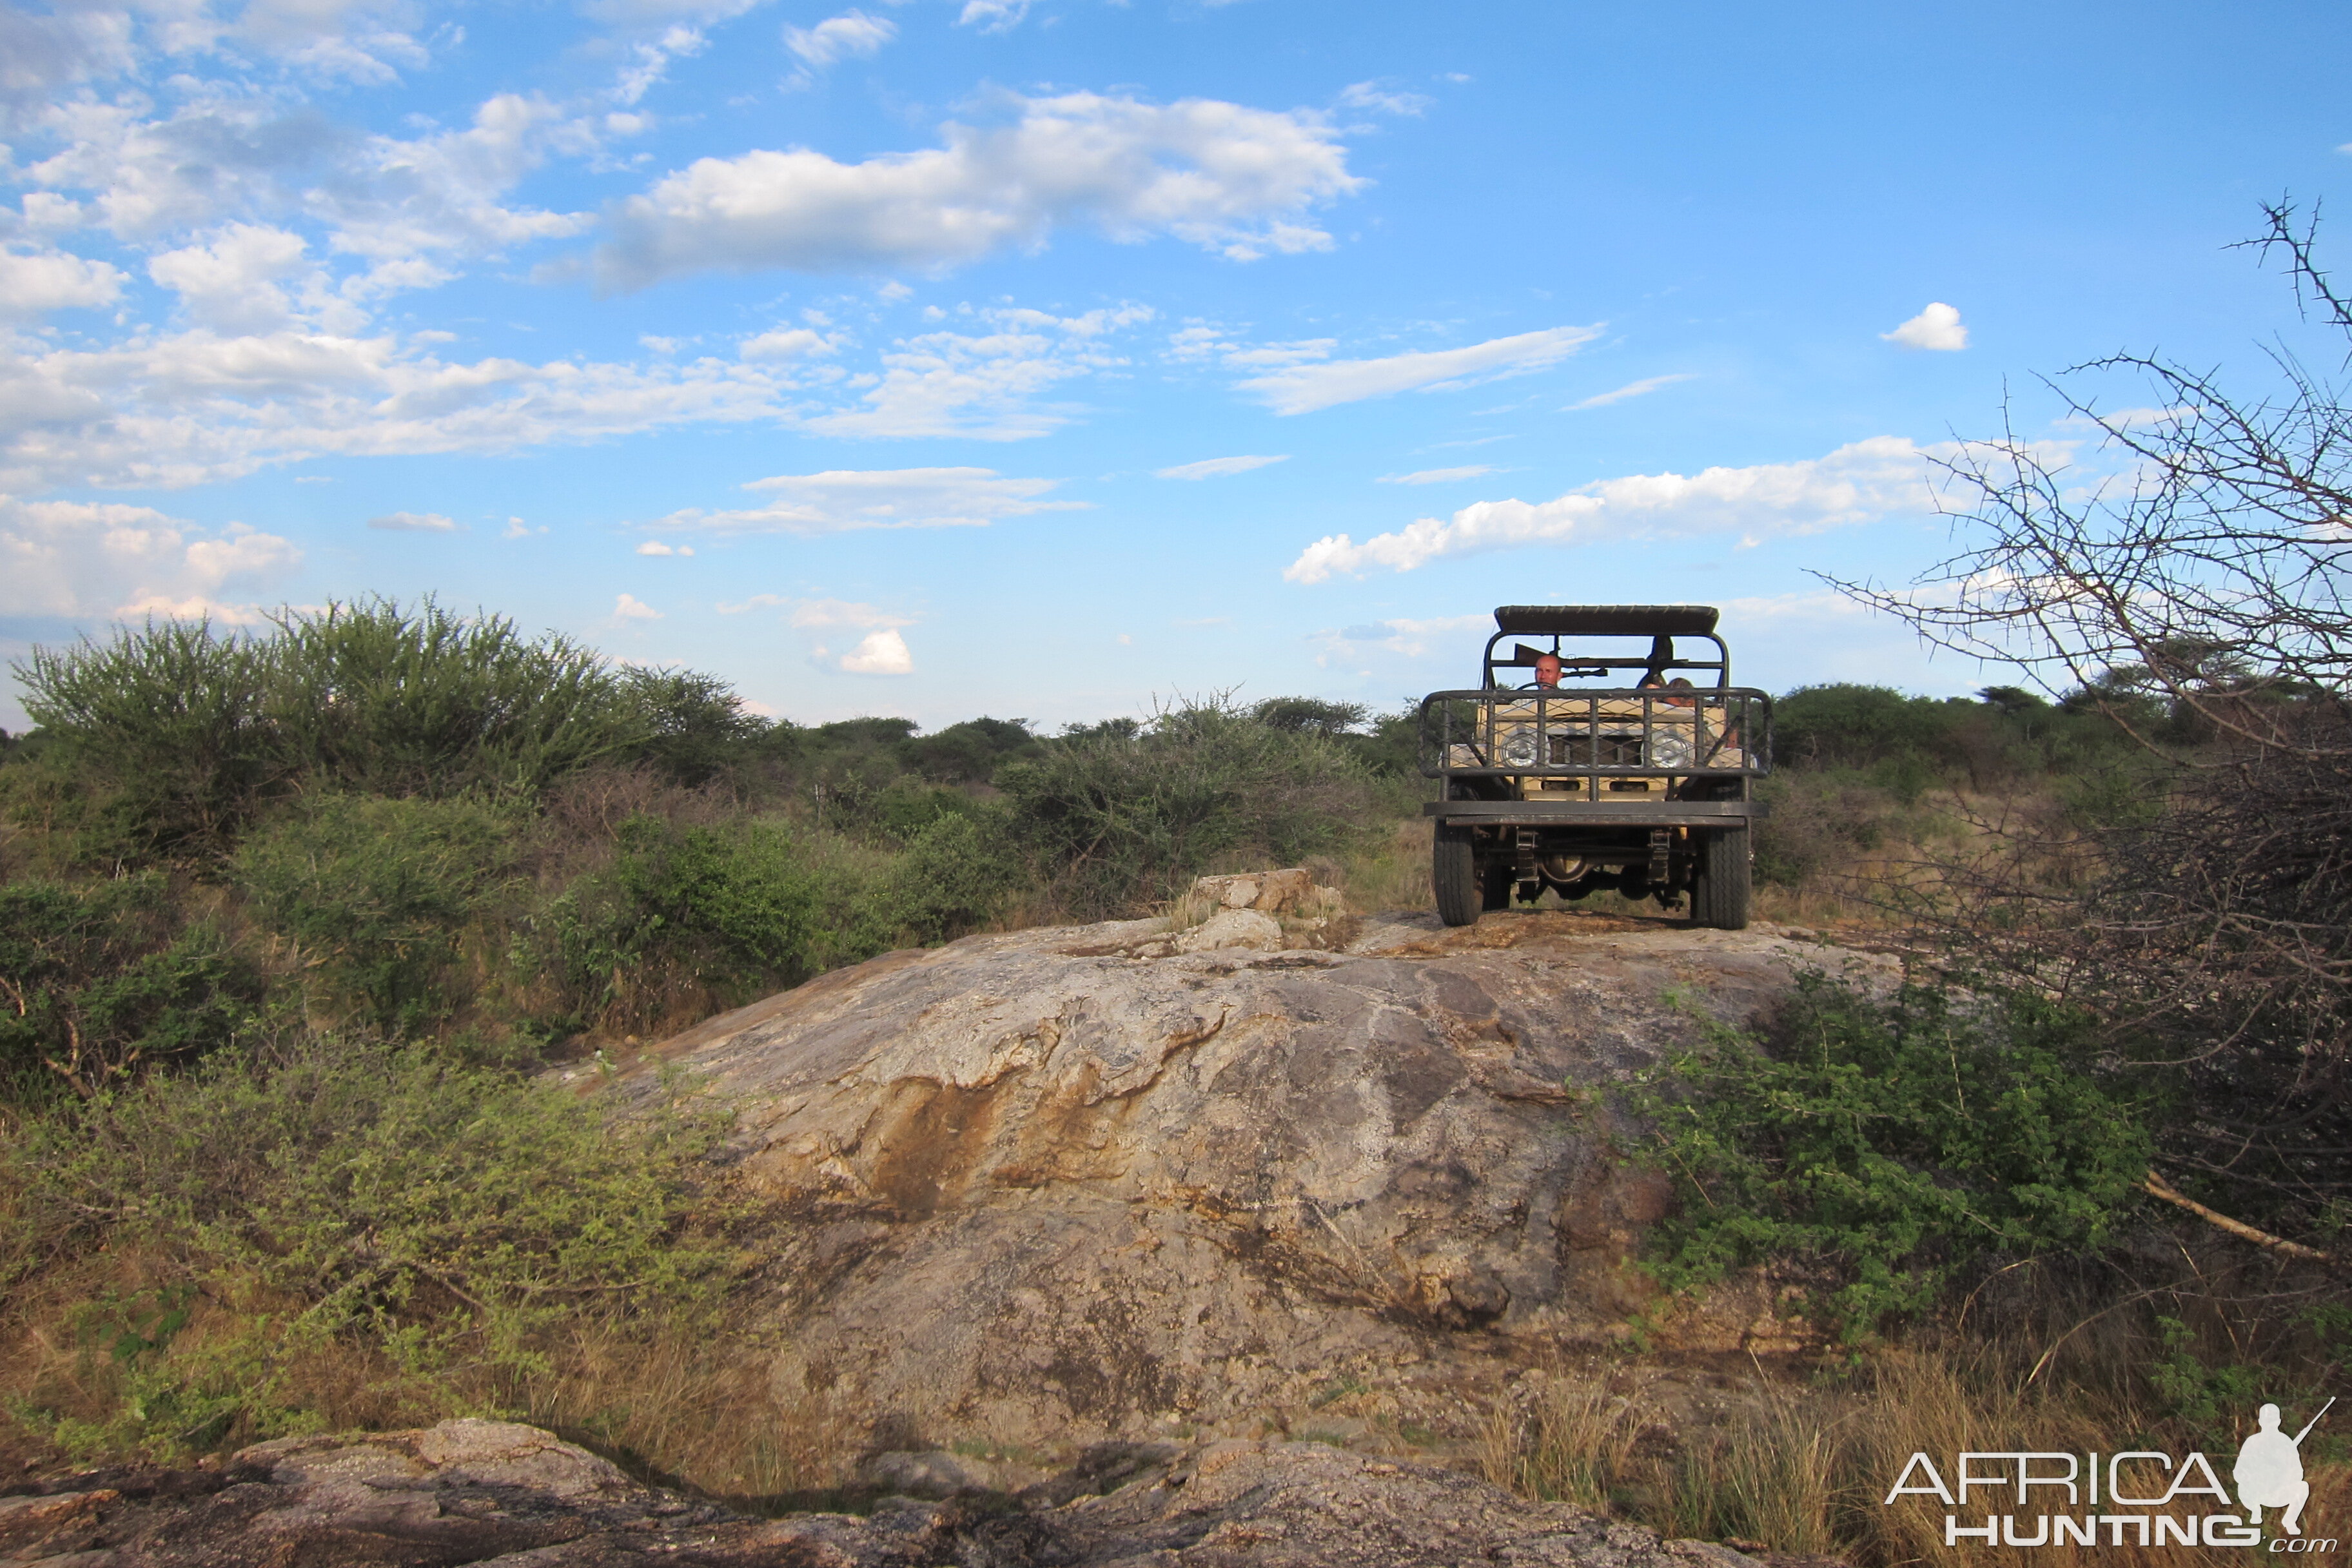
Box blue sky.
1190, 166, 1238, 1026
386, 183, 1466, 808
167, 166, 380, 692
3, 0, 2347, 732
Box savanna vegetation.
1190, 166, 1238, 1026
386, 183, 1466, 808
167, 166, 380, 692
1480, 207, 2352, 1563
0, 210, 2346, 1565
0, 598, 1419, 1484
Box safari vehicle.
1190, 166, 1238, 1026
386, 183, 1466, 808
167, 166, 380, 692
1416, 605, 1772, 930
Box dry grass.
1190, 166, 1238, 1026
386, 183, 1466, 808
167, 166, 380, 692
502, 1320, 845, 1500
1338, 816, 1435, 912
1482, 1348, 2352, 1567
0, 1245, 841, 1500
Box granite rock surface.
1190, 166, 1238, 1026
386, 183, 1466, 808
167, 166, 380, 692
0, 1420, 1779, 1568
618, 894, 1885, 1462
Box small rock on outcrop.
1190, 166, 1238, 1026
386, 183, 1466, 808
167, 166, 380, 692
1187, 868, 1327, 916
1172, 906, 1284, 953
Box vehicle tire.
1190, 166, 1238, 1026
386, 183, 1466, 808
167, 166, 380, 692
1482, 856, 1514, 910
1433, 825, 1482, 926
1694, 827, 1751, 931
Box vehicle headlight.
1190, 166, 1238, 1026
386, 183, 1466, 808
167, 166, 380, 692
1499, 725, 1540, 767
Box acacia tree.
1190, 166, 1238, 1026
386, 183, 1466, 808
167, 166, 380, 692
1840, 204, 2352, 1237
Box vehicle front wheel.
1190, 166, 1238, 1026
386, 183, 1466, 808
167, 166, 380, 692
1433, 825, 1482, 926
1692, 826, 1751, 930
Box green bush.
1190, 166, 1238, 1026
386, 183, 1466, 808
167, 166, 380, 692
1773, 685, 1963, 774
1, 1037, 731, 1454
1629, 975, 2152, 1340
536, 813, 861, 1025
867, 777, 986, 846
901, 716, 1039, 784
14, 622, 275, 855
623, 817, 822, 977
996, 698, 1375, 917
10, 600, 701, 857
1770, 683, 2135, 792
0, 876, 262, 1104
235, 795, 518, 1037
260, 599, 647, 799
882, 810, 1020, 945
620, 667, 765, 787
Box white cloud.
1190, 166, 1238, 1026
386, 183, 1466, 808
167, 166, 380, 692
1284, 435, 1951, 582
647, 466, 1089, 534
147, 224, 317, 333
738, 326, 836, 360
636, 539, 694, 554
0, 6, 139, 107
787, 596, 912, 629
1379, 464, 1496, 484
25, 98, 338, 242
1165, 324, 1224, 362
0, 327, 811, 492
0, 497, 300, 618
1569, 372, 1693, 410
367, 510, 456, 531
713, 595, 922, 658
582, 0, 769, 26
612, 592, 662, 622
956, 0, 1029, 32
0, 0, 435, 95
720, 596, 920, 673
595, 91, 1361, 289
614, 25, 709, 107
837, 627, 913, 674
1312, 612, 1491, 661
1239, 324, 1602, 415
1163, 324, 1333, 368
237, 0, 431, 84
1337, 81, 1433, 116
1716, 589, 1874, 625
784, 10, 896, 69
26, 90, 593, 280
0, 245, 126, 316
324, 93, 596, 271
1221, 338, 1335, 368
0, 293, 1141, 493
1155, 454, 1288, 480
802, 306, 1150, 439
1882, 302, 1968, 352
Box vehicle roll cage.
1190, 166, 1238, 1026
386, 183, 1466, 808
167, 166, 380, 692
1422, 605, 1770, 788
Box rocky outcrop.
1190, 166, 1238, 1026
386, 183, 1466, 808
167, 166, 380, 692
620, 887, 1885, 1467
0, 1418, 1774, 1567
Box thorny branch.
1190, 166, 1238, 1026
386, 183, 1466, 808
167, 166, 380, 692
1834, 203, 2352, 1241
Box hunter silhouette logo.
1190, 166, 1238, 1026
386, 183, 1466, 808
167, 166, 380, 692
1883, 1396, 2336, 1550
2238, 1399, 2333, 1537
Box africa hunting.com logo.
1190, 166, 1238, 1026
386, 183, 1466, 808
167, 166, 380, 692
1885, 1398, 2335, 1551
